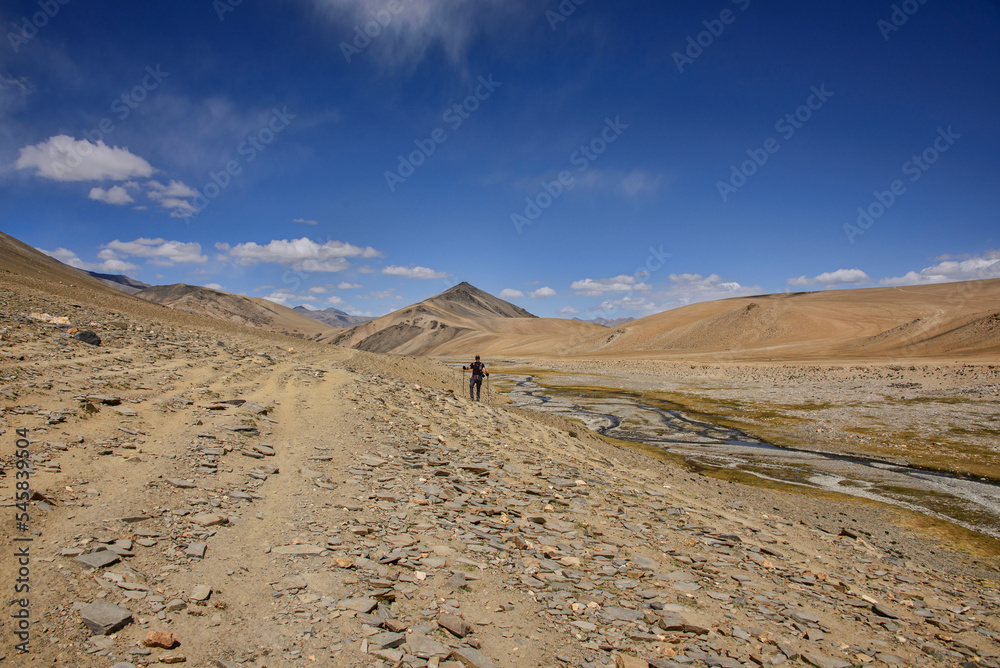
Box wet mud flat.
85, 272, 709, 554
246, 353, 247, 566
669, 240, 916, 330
502, 373, 1000, 541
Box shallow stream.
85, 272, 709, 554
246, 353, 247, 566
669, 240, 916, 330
502, 374, 1000, 540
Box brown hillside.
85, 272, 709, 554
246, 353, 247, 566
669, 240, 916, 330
570, 281, 1000, 361
136, 284, 332, 340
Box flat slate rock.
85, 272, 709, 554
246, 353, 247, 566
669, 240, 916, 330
75, 550, 121, 570
406, 634, 450, 659
802, 655, 851, 668
272, 544, 326, 556
337, 597, 378, 613
80, 599, 133, 635
451, 647, 500, 668
166, 478, 196, 489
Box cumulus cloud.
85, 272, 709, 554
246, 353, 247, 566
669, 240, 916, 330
145, 179, 198, 199
314, 0, 529, 66
15, 135, 156, 182
39, 247, 138, 274
787, 268, 871, 288
382, 265, 450, 279
227, 238, 380, 272
666, 273, 759, 303
89, 185, 135, 205
203, 283, 226, 291
529, 286, 556, 298
881, 250, 1000, 286
338, 282, 363, 289
571, 275, 650, 297
143, 179, 200, 218
499, 288, 524, 299
558, 306, 579, 317
103, 238, 207, 265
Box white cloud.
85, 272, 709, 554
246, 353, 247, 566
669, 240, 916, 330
529, 286, 556, 298
155, 197, 200, 218
382, 265, 450, 279
594, 296, 660, 317
261, 290, 298, 306
39, 247, 138, 274
308, 286, 328, 294
294, 218, 319, 225
881, 250, 1000, 286
103, 238, 207, 265
558, 306, 579, 317
338, 282, 363, 289
203, 283, 225, 291
143, 180, 200, 218
89, 185, 135, 205
499, 288, 524, 299
326, 295, 345, 306
788, 268, 871, 288
145, 179, 198, 200
574, 169, 667, 197
666, 273, 761, 305
571, 275, 650, 297
227, 238, 381, 272
313, 0, 529, 66
621, 171, 666, 197
15, 135, 155, 182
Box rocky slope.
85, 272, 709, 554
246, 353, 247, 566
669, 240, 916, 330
2, 282, 999, 668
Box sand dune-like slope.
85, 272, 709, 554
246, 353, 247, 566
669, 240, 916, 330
569, 281, 1000, 361
136, 284, 332, 340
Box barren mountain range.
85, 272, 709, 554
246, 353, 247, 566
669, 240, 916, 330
3, 230, 998, 360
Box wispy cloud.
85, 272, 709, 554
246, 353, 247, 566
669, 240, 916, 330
39, 246, 138, 274
787, 268, 870, 288
227, 237, 380, 272
102, 238, 208, 266
881, 250, 1000, 285
572, 275, 650, 297
382, 265, 450, 279
312, 0, 531, 67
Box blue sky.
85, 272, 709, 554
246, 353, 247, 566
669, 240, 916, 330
1, 1, 998, 319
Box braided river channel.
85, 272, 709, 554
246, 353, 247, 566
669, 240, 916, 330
500, 374, 1000, 541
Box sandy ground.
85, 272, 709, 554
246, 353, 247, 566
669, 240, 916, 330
2, 286, 1000, 668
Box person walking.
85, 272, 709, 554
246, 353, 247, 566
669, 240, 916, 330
462, 355, 489, 401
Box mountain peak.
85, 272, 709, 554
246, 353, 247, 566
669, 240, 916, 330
426, 282, 536, 319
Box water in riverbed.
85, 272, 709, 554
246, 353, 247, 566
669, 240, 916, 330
503, 374, 1000, 540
